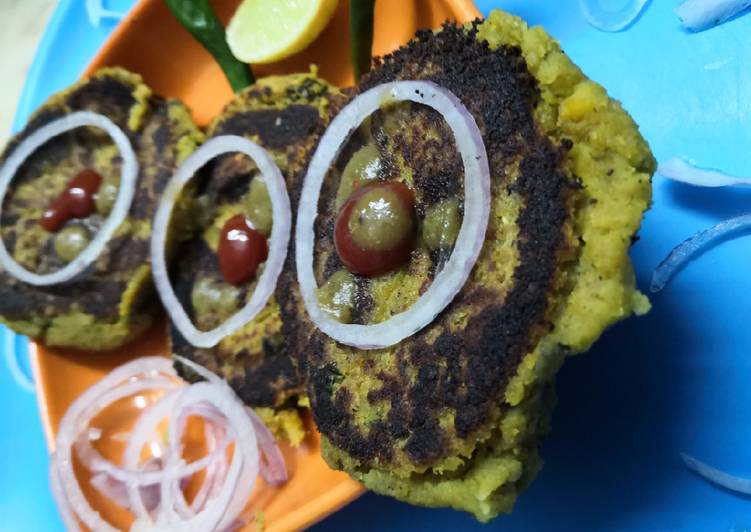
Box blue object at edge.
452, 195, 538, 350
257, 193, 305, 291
5, 1, 751, 530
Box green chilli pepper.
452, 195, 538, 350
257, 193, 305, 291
165, 0, 254, 92
350, 0, 376, 83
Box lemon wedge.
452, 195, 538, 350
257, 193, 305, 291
227, 0, 339, 64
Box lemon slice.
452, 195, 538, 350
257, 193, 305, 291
227, 0, 339, 64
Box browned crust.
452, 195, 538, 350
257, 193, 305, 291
0, 72, 187, 323
278, 22, 577, 468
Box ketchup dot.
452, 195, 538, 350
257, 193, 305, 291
218, 214, 268, 286
40, 169, 102, 232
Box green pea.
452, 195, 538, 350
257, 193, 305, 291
244, 177, 273, 236
422, 198, 461, 251
336, 144, 381, 210
317, 270, 357, 323
54, 225, 91, 263
191, 277, 242, 329
348, 185, 414, 252
95, 180, 119, 215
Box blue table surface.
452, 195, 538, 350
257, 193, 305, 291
4, 1, 751, 530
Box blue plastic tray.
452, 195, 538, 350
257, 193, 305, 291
4, 1, 751, 530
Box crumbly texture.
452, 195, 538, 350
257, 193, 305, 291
279, 11, 654, 521
170, 72, 346, 444
0, 68, 202, 350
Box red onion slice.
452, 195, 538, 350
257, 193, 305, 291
151, 135, 291, 349
658, 158, 751, 187
681, 452, 751, 494
651, 213, 751, 292
295, 80, 490, 349
580, 0, 650, 32
49, 356, 287, 532
676, 0, 751, 31
0, 111, 138, 286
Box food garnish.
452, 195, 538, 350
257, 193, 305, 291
579, 0, 650, 32
227, 0, 338, 64
334, 181, 417, 276
658, 158, 751, 187
651, 213, 751, 292
0, 111, 137, 286
295, 80, 490, 349
218, 214, 269, 286
40, 169, 102, 232
350, 0, 375, 82
681, 453, 751, 495
675, 0, 751, 31
652, 158, 751, 291
152, 135, 291, 349
165, 0, 254, 92
50, 356, 287, 532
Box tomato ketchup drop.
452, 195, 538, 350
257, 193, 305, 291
40, 169, 103, 232
218, 214, 268, 286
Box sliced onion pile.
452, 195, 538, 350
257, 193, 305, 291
579, 0, 650, 32
658, 158, 751, 187
0, 111, 138, 286
675, 0, 751, 31
295, 80, 490, 350
49, 356, 287, 532
681, 452, 751, 495
151, 135, 292, 349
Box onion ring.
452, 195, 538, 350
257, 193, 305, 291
0, 111, 138, 286
580, 0, 650, 32
650, 213, 751, 292
295, 80, 490, 349
50, 356, 286, 531
676, 0, 751, 32
658, 158, 751, 187
151, 135, 291, 349
682, 452, 751, 494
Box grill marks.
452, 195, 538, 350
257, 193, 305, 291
302, 22, 575, 468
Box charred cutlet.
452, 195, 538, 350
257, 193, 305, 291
278, 10, 654, 520
169, 72, 345, 443
0, 68, 201, 350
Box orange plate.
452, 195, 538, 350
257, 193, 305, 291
31, 0, 481, 530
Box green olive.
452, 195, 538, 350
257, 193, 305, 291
244, 176, 273, 236
54, 225, 91, 263
191, 277, 242, 329
95, 180, 119, 215
335, 144, 381, 210
348, 185, 414, 252
317, 270, 356, 323
422, 198, 461, 251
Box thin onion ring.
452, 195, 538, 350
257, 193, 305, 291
650, 213, 751, 292
658, 158, 751, 187
151, 135, 291, 349
0, 111, 138, 285
580, 0, 650, 32
50, 356, 285, 531
682, 452, 751, 494
675, 0, 751, 32
295, 80, 490, 349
